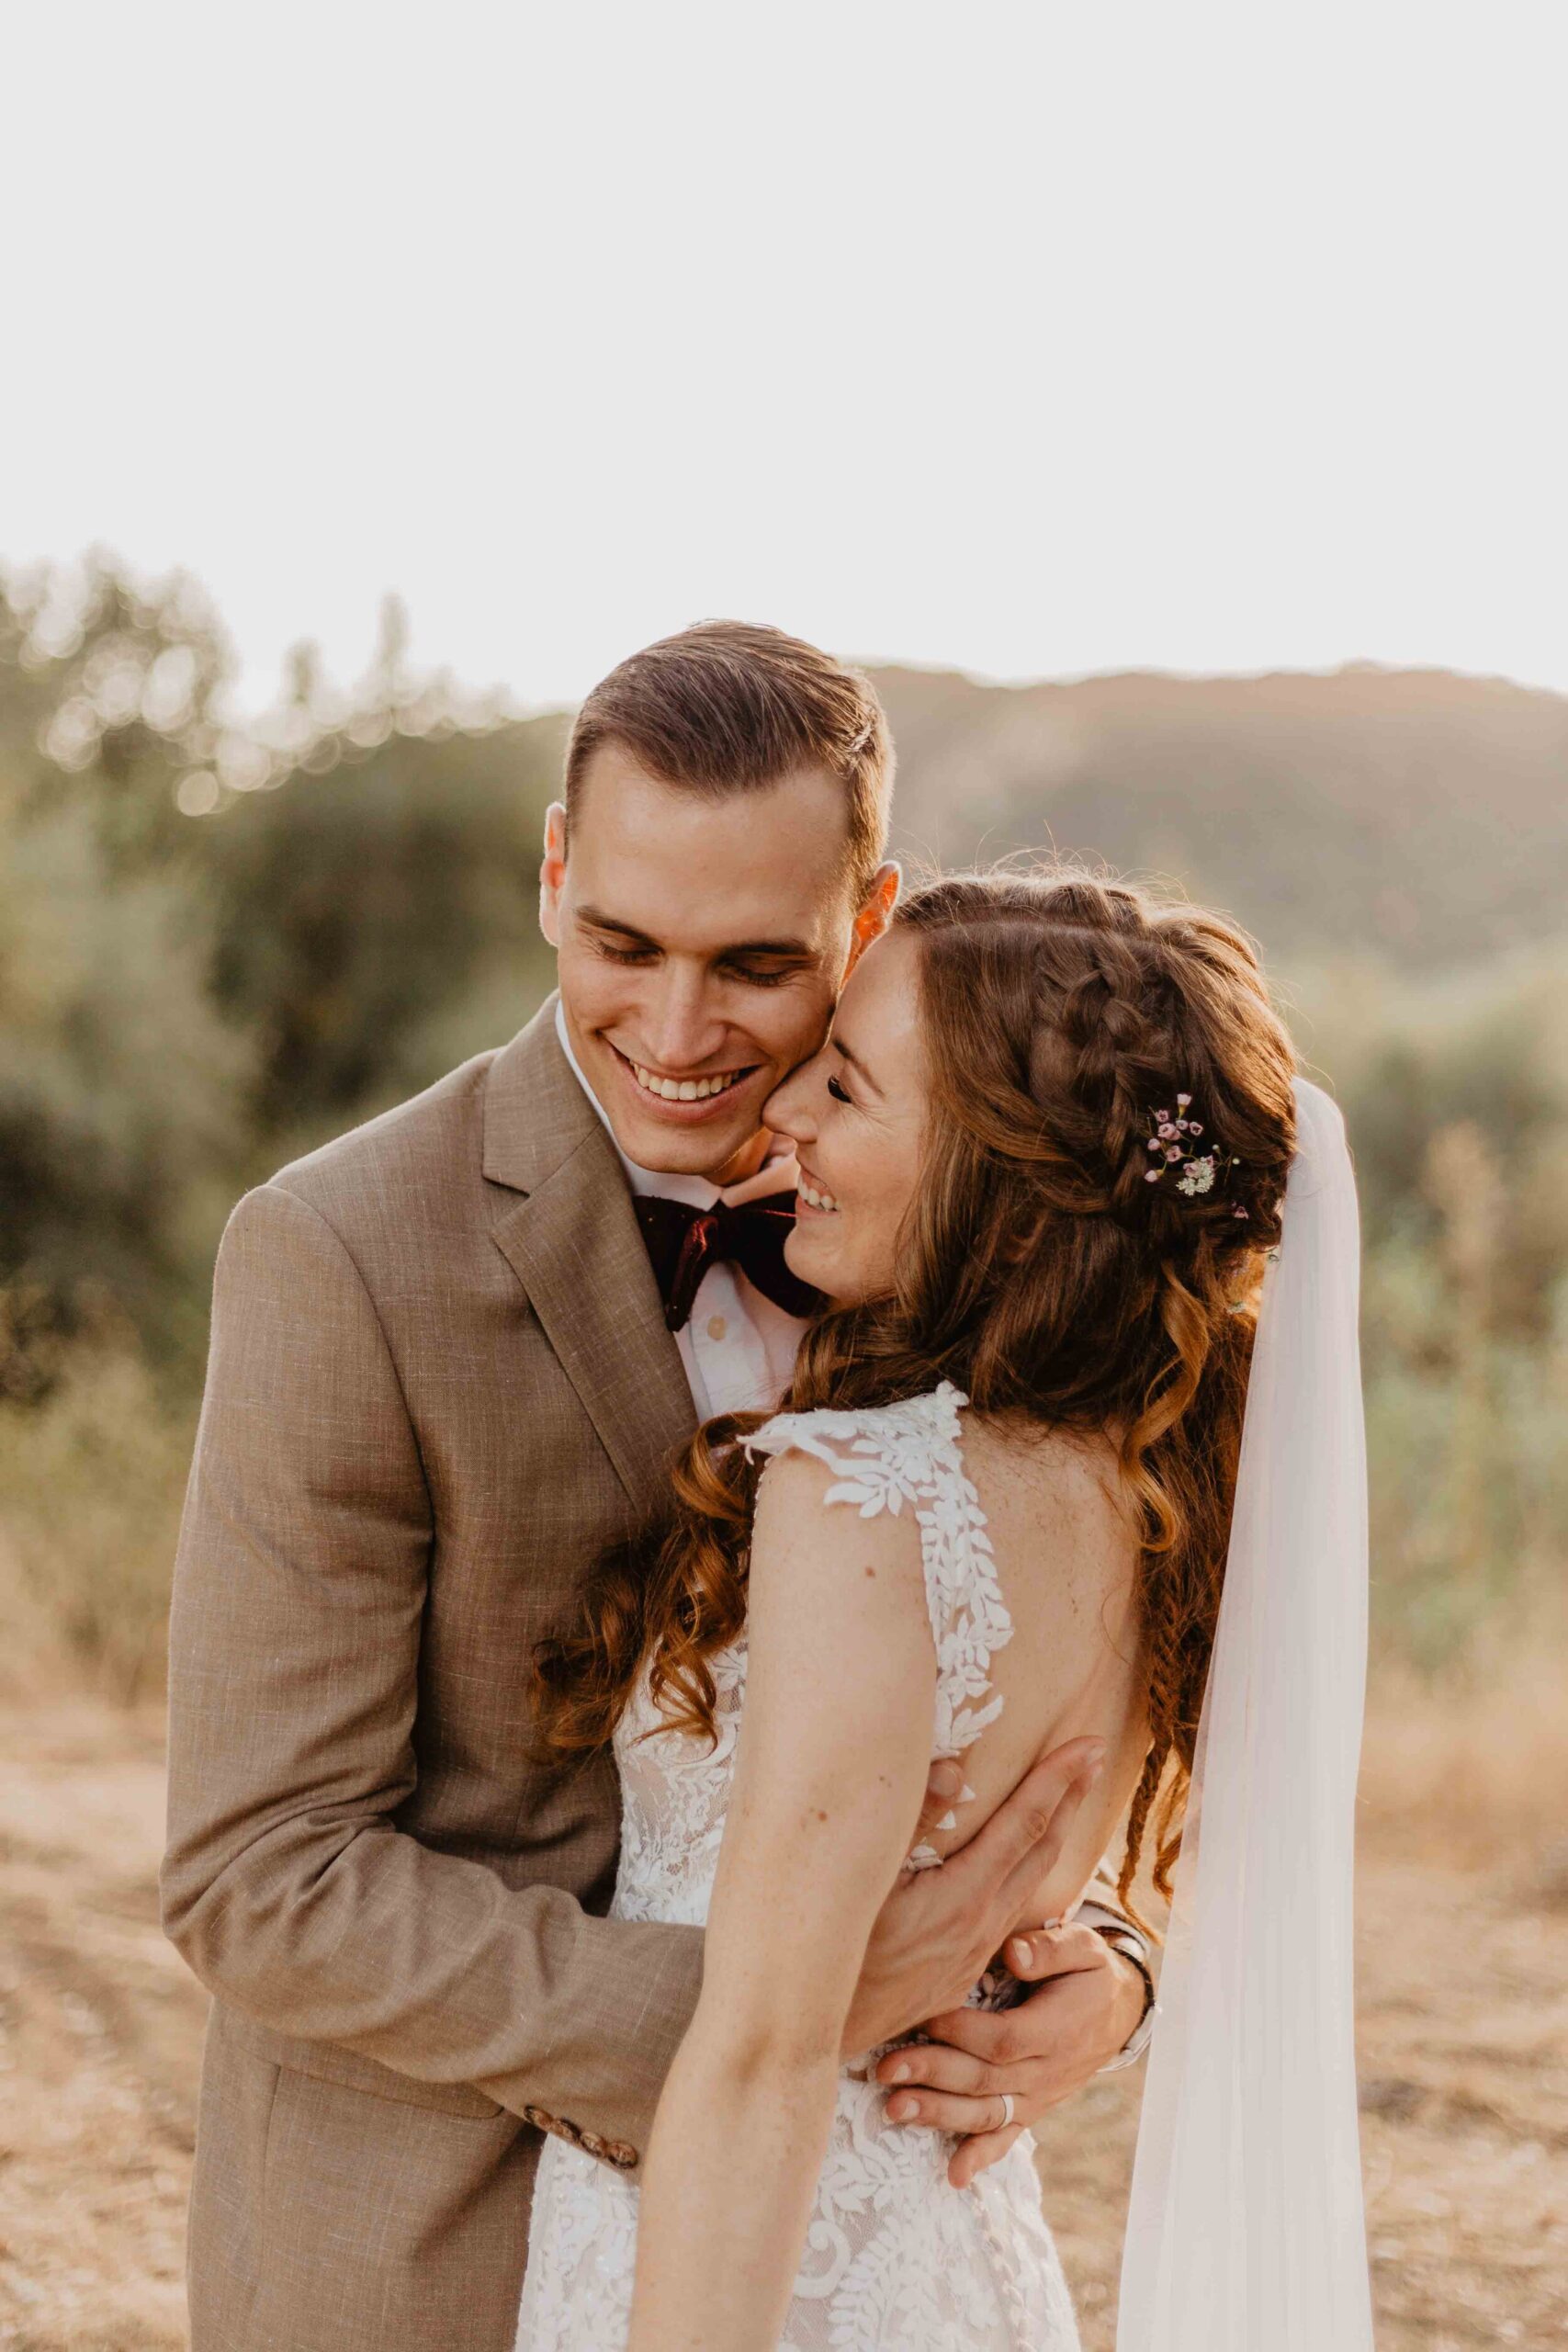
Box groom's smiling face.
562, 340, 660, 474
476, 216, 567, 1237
541, 743, 894, 1186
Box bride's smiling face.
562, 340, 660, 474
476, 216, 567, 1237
763, 928, 929, 1305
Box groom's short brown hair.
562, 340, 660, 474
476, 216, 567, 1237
564, 621, 894, 899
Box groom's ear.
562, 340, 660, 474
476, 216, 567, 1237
845, 861, 901, 973
539, 803, 568, 945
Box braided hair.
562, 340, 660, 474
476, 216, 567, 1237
532, 869, 1299, 1926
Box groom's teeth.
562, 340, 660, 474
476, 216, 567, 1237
630, 1062, 745, 1102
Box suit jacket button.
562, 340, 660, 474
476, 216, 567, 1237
579, 2130, 606, 2158
524, 2106, 552, 2132
607, 2140, 638, 2169
559, 2116, 584, 2144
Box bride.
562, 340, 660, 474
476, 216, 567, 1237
516, 869, 1372, 2351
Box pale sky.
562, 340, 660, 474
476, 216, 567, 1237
5, 1, 1565, 715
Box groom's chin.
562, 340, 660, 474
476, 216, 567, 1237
610, 1091, 768, 1182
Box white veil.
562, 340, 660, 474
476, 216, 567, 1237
1114, 1077, 1374, 2352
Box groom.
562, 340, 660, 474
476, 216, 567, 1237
162, 622, 1153, 2352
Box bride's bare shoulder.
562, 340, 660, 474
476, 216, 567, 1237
742, 1442, 938, 1720
748, 1439, 928, 1588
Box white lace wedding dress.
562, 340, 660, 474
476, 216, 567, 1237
515, 1382, 1082, 2350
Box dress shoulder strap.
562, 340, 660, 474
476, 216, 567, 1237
743, 1383, 1013, 1852
743, 1378, 963, 1510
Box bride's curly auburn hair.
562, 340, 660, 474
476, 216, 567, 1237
533, 869, 1298, 1925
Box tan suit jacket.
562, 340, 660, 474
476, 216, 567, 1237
162, 997, 708, 2352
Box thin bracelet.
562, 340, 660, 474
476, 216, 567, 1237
1089, 1923, 1157, 2041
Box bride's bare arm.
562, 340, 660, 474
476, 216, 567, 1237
626, 1448, 957, 2352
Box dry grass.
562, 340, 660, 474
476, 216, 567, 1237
1033, 1660, 1568, 2351
2, 1662, 1565, 2350
1359, 1653, 1568, 1875
0, 1360, 194, 1708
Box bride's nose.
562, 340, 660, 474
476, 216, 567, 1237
762, 1051, 824, 1144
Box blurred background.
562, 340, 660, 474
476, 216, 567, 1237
2, 6, 1564, 2348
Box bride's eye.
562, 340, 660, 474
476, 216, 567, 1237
827, 1075, 852, 1104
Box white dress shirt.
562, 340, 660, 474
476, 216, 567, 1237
555, 1002, 805, 1420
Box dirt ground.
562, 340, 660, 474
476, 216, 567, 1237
1, 1694, 1565, 2351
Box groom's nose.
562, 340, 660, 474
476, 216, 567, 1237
642, 964, 728, 1072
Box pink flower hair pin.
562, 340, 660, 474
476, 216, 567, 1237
1143, 1094, 1249, 1216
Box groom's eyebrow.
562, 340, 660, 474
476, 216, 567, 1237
577, 905, 814, 960
577, 906, 657, 944
720, 934, 815, 959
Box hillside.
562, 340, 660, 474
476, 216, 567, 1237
867, 663, 1568, 969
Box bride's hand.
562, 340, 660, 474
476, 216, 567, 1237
874, 1920, 1149, 2187
840, 1737, 1103, 2060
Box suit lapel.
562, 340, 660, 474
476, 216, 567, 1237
484, 999, 696, 1515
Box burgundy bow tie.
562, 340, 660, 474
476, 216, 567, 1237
634, 1193, 822, 1333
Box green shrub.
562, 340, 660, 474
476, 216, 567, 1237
0, 1343, 196, 1701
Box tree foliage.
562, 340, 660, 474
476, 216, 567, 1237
0, 560, 560, 1392
3, 555, 1565, 1677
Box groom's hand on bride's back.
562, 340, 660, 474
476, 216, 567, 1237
840, 1735, 1104, 2061
842, 1733, 1151, 2189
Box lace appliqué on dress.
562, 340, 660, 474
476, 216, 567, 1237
743, 1379, 1012, 1868
513, 1382, 1081, 2352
